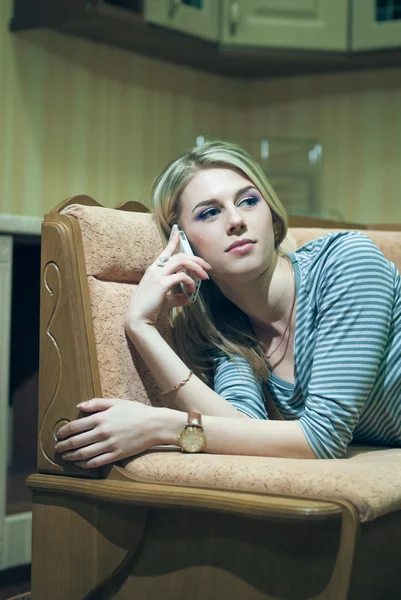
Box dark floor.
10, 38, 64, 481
0, 565, 31, 600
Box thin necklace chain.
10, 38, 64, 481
265, 255, 296, 362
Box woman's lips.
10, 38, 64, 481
227, 242, 255, 255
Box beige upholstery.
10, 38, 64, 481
292, 227, 401, 266
61, 203, 401, 525
124, 446, 401, 524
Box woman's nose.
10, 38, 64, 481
226, 209, 246, 234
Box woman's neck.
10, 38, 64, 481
215, 254, 295, 336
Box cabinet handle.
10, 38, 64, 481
169, 0, 181, 19
229, 1, 239, 36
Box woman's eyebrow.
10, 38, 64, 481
191, 185, 256, 213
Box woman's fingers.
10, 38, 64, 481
55, 414, 99, 441
54, 428, 104, 454
74, 452, 118, 469
125, 228, 211, 328
61, 441, 112, 463
171, 254, 211, 272
159, 225, 180, 259
164, 272, 199, 295
76, 398, 129, 411
164, 293, 192, 309
162, 255, 211, 281
154, 227, 211, 276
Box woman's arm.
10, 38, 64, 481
126, 322, 316, 459
126, 320, 248, 418
55, 311, 315, 468
296, 233, 396, 459
124, 228, 245, 419
160, 407, 316, 459
54, 397, 316, 467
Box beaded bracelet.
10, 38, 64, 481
160, 370, 193, 396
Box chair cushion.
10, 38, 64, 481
291, 227, 401, 272
62, 204, 163, 282
87, 277, 171, 405
123, 445, 401, 523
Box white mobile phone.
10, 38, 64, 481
172, 224, 202, 303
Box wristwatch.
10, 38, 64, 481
177, 412, 207, 453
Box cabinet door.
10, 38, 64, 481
352, 0, 401, 50
144, 0, 219, 41
221, 0, 349, 51
0, 236, 13, 569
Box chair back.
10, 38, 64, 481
39, 198, 168, 477
291, 227, 401, 271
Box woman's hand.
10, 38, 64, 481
53, 399, 167, 468
124, 227, 212, 330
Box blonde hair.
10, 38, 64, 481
151, 140, 288, 384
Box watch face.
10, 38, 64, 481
180, 427, 206, 453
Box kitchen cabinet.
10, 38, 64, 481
10, 0, 401, 77
0, 217, 42, 570
145, 0, 219, 42
0, 230, 41, 570
221, 0, 349, 51
352, 0, 401, 50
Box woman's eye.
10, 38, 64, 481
239, 195, 259, 207
197, 196, 259, 220
197, 208, 220, 220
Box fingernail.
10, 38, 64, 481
76, 402, 87, 408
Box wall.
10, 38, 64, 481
245, 69, 401, 224
1, 0, 400, 224
0, 0, 242, 217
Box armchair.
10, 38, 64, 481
28, 197, 401, 600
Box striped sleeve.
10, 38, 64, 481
298, 233, 395, 459
212, 354, 268, 419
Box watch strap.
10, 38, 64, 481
187, 412, 202, 428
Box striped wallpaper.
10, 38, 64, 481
0, 0, 242, 217
0, 0, 400, 224
246, 69, 401, 225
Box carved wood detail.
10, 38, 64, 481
38, 216, 102, 478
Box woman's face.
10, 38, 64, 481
179, 167, 276, 283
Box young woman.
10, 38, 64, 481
54, 141, 401, 467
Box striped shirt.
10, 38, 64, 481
213, 232, 401, 458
